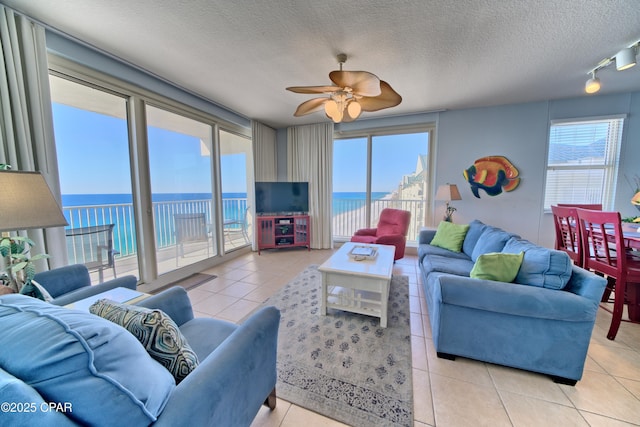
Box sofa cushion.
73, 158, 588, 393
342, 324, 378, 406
429, 272, 599, 322
422, 254, 475, 276
90, 299, 199, 384
502, 237, 572, 289
0, 294, 174, 426
462, 220, 487, 257
471, 226, 516, 261
470, 251, 524, 283
430, 221, 470, 252
418, 243, 472, 261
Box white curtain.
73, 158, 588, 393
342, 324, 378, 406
287, 122, 333, 249
0, 6, 66, 269
252, 120, 277, 181
250, 120, 278, 251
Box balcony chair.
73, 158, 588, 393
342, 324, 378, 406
576, 208, 640, 340
223, 207, 250, 247
175, 213, 210, 266
551, 205, 583, 267
65, 224, 120, 283
351, 208, 411, 260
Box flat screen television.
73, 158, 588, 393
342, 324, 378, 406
255, 181, 309, 215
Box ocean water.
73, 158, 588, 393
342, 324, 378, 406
61, 192, 386, 256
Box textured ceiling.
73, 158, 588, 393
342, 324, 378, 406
4, 0, 640, 128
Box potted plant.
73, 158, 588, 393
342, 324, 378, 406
0, 236, 49, 293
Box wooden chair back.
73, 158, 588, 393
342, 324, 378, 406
557, 203, 602, 210
575, 209, 624, 279
551, 205, 582, 266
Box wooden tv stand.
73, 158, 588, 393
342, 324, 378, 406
256, 214, 310, 254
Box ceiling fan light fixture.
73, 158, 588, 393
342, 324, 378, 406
615, 47, 636, 71
347, 100, 362, 119
287, 53, 401, 123
324, 99, 338, 117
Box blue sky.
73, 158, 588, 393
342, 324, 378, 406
53, 103, 245, 194
53, 103, 427, 195
333, 133, 428, 193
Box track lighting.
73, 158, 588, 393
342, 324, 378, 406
615, 47, 636, 71
585, 71, 601, 94
585, 40, 639, 94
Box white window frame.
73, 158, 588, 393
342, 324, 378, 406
543, 115, 625, 211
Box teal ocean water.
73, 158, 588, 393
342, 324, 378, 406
61, 192, 386, 255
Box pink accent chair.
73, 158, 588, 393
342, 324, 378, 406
351, 208, 411, 260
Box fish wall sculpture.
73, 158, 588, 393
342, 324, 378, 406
463, 156, 520, 198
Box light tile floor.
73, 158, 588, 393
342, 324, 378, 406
186, 248, 640, 427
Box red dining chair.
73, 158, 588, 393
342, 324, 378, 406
551, 205, 582, 267
557, 203, 602, 210
576, 208, 640, 340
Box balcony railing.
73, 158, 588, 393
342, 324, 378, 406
62, 196, 425, 265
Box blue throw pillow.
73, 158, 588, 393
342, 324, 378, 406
502, 237, 572, 289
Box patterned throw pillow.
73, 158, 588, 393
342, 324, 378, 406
89, 299, 199, 383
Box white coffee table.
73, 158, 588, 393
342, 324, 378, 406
318, 242, 395, 327
65, 287, 149, 311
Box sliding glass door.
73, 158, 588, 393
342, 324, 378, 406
146, 105, 217, 275
333, 131, 430, 243
49, 74, 139, 283
219, 130, 253, 252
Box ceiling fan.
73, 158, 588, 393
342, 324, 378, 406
286, 53, 402, 123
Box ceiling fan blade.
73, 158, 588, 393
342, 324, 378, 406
329, 70, 381, 97
286, 85, 340, 94
293, 97, 328, 116
358, 81, 402, 112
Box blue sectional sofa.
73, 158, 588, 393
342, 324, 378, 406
0, 286, 280, 426
418, 220, 606, 385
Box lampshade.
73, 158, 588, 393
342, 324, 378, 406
615, 47, 636, 71
435, 184, 462, 201
0, 170, 68, 232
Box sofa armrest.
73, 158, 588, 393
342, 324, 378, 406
563, 266, 607, 304
136, 286, 194, 327
354, 228, 378, 236
419, 229, 436, 244
50, 275, 138, 306
153, 306, 280, 427
34, 264, 91, 298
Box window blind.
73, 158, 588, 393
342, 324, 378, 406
544, 117, 623, 210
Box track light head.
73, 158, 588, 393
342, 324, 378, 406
585, 72, 601, 94
615, 47, 636, 71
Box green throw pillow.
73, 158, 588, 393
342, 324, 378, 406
89, 299, 199, 384
470, 251, 525, 283
430, 221, 470, 252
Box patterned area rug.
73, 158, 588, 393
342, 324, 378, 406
262, 265, 413, 427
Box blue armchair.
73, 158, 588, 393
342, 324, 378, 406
33, 264, 137, 306
0, 286, 280, 426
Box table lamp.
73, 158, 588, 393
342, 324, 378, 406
0, 170, 68, 232
0, 170, 68, 291
435, 184, 462, 222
